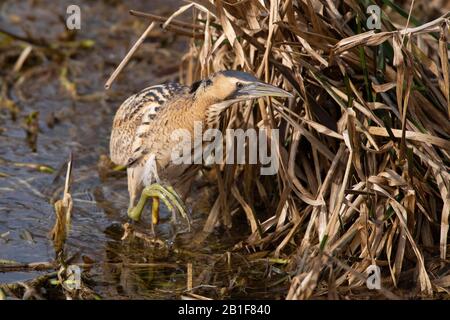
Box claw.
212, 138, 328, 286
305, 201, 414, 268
127, 183, 191, 232
150, 184, 191, 228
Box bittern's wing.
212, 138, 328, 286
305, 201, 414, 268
109, 83, 188, 166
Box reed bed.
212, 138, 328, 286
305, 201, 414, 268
133, 0, 450, 299
0, 0, 448, 301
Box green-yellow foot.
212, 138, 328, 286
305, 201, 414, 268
127, 183, 191, 231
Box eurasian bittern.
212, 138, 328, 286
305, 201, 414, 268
109, 71, 292, 231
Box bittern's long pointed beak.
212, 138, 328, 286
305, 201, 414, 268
236, 82, 294, 99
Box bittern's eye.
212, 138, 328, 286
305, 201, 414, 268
236, 82, 244, 89
205, 79, 213, 86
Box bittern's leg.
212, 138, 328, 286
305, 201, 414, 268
149, 197, 160, 236
128, 154, 161, 224
127, 167, 142, 213
151, 197, 160, 225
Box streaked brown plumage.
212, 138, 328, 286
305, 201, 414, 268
109, 70, 292, 222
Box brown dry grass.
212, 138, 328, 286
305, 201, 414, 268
133, 1, 449, 299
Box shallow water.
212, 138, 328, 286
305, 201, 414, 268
0, 0, 287, 299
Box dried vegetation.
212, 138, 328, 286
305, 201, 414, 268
133, 0, 450, 298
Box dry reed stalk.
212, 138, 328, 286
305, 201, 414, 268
124, 1, 450, 299
50, 154, 73, 254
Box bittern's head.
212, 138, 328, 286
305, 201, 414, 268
190, 70, 293, 105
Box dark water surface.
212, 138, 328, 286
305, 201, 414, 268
0, 0, 285, 299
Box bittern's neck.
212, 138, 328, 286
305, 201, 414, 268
191, 94, 220, 118
194, 94, 239, 128
170, 94, 217, 131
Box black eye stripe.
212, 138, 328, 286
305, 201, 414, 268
189, 80, 202, 93
236, 82, 243, 88
205, 79, 213, 86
